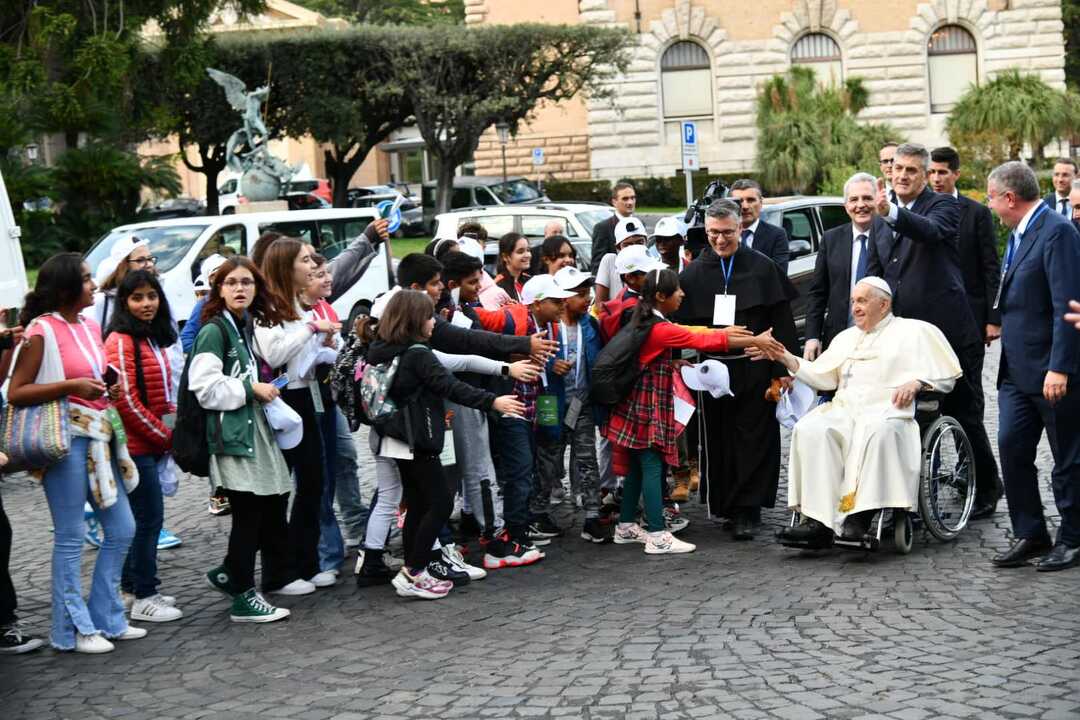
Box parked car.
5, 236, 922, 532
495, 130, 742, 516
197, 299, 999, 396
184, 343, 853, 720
283, 192, 332, 211
433, 202, 614, 274
284, 178, 332, 204
347, 187, 425, 237
421, 176, 549, 233
139, 197, 206, 220
85, 207, 387, 329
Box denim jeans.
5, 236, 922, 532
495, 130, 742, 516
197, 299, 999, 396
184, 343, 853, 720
493, 416, 536, 534
363, 431, 402, 551
43, 437, 135, 649
316, 407, 345, 573
121, 454, 163, 599
333, 409, 369, 542
448, 403, 503, 535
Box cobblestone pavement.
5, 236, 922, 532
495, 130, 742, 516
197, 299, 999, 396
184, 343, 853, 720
1, 344, 1078, 720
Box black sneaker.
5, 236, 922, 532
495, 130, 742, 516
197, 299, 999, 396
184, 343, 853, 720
581, 517, 613, 544
455, 511, 482, 542
528, 514, 564, 541
0, 624, 44, 654
482, 533, 544, 569
355, 548, 394, 587
426, 559, 470, 587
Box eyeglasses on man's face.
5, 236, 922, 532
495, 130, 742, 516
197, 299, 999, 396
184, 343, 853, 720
705, 228, 739, 239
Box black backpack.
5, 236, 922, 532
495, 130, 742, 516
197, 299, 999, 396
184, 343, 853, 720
589, 314, 661, 407
173, 317, 229, 476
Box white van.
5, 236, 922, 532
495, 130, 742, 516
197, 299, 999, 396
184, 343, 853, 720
85, 208, 388, 329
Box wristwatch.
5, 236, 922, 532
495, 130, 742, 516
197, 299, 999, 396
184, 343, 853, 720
501, 363, 511, 377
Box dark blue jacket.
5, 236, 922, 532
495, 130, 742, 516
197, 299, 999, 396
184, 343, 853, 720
997, 205, 1080, 394
180, 298, 207, 354
540, 315, 604, 441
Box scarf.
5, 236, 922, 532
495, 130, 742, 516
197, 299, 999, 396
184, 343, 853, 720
68, 404, 138, 508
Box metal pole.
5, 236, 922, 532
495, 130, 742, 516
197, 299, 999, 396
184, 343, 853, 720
684, 170, 694, 209
501, 145, 508, 185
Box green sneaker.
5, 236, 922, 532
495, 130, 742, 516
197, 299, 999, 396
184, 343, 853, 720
230, 589, 290, 623
206, 565, 235, 597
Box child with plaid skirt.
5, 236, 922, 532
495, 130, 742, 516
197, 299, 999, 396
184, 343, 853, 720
603, 269, 783, 555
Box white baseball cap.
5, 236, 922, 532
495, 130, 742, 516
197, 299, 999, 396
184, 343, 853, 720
201, 253, 229, 282
370, 286, 402, 320
650, 216, 686, 240
95, 235, 151, 284
680, 360, 734, 399
520, 275, 576, 305
456, 236, 485, 262
553, 266, 594, 291
263, 397, 303, 450
614, 217, 648, 246
614, 244, 668, 276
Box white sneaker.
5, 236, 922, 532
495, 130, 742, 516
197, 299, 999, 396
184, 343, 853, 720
74, 633, 114, 654
441, 544, 487, 581
310, 571, 338, 588
268, 579, 316, 596
131, 594, 184, 623
613, 522, 648, 544
644, 531, 696, 555
113, 625, 148, 641
391, 568, 451, 600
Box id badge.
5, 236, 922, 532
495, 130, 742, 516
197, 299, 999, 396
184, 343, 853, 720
563, 395, 583, 429
713, 294, 736, 326
309, 382, 325, 415
106, 407, 127, 446
536, 394, 559, 427
161, 413, 177, 430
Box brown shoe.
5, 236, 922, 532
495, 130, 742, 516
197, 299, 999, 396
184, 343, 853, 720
670, 471, 691, 503
688, 465, 700, 494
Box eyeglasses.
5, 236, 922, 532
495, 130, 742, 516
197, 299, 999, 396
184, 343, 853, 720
129, 256, 158, 267
705, 229, 739, 239
879, 158, 893, 165
223, 278, 255, 289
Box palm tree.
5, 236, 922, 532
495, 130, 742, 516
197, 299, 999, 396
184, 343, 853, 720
946, 70, 1077, 166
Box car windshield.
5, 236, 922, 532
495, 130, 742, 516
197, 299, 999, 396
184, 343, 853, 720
490, 180, 542, 204
85, 224, 209, 275
575, 209, 614, 237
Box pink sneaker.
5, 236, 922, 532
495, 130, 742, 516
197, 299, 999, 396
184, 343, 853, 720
613, 522, 648, 544
392, 568, 451, 600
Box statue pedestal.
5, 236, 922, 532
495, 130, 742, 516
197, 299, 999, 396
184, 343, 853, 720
239, 200, 288, 214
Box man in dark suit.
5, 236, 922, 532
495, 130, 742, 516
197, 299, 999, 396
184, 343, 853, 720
1069, 182, 1080, 234
927, 146, 1004, 516
987, 161, 1080, 572
1044, 158, 1077, 218
589, 180, 637, 275
865, 143, 999, 514
803, 172, 889, 359
730, 179, 790, 273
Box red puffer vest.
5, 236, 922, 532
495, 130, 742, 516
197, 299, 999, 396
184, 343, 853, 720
104, 332, 175, 456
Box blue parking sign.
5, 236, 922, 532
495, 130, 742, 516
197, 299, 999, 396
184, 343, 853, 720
682, 121, 697, 146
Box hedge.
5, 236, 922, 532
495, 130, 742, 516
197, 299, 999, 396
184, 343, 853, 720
545, 172, 762, 207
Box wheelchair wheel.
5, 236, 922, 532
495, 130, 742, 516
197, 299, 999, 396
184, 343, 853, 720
918, 415, 976, 541
894, 512, 913, 554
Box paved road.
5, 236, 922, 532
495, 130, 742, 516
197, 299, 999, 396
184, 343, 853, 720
1, 344, 1078, 720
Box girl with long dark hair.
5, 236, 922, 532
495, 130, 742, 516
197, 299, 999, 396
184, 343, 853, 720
254, 239, 341, 591
494, 232, 531, 301
189, 257, 301, 621
8, 253, 141, 653
603, 269, 781, 555
537, 234, 577, 276
103, 270, 182, 623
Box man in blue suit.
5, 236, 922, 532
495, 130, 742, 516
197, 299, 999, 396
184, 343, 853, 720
988, 161, 1080, 572
730, 179, 790, 273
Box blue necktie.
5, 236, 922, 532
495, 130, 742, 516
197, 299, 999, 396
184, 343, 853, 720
741, 228, 752, 247
1005, 231, 1019, 272
854, 234, 868, 283
1061, 198, 1070, 217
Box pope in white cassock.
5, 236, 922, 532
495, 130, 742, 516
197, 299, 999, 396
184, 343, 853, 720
753, 276, 963, 547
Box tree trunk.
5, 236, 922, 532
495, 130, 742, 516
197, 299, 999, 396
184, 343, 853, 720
434, 153, 458, 217
182, 142, 227, 216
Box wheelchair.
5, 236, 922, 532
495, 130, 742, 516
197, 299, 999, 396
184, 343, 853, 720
783, 393, 977, 554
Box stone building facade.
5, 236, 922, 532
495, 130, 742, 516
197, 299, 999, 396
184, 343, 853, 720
467, 0, 1068, 183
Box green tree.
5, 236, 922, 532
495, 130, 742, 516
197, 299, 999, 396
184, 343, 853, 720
392, 23, 633, 214
1065, 0, 1080, 92
291, 0, 464, 25
754, 67, 898, 195
946, 70, 1078, 167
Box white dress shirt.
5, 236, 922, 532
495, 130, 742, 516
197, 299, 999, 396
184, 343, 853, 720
849, 224, 870, 296
741, 219, 761, 248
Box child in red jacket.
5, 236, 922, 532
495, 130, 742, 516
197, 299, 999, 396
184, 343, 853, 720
103, 270, 182, 623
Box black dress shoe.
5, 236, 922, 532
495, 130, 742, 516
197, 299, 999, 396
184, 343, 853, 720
992, 535, 1053, 568
778, 519, 833, 549
1035, 543, 1080, 572
732, 515, 754, 541
970, 501, 998, 521
840, 511, 875, 541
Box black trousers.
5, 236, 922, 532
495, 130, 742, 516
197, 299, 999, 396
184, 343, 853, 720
281, 388, 326, 581
396, 455, 453, 572
941, 344, 1003, 506
0, 489, 16, 626
223, 490, 290, 593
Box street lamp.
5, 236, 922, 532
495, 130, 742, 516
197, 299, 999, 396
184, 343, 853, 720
495, 122, 510, 185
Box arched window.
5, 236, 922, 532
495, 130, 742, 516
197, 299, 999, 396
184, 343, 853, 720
791, 33, 842, 86
928, 25, 978, 113
660, 41, 713, 120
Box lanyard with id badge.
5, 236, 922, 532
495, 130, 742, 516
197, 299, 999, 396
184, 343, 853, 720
712, 255, 737, 326
57, 314, 127, 443
561, 321, 585, 430
535, 323, 561, 428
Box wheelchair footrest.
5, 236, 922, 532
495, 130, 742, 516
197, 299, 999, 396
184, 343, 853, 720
834, 535, 880, 551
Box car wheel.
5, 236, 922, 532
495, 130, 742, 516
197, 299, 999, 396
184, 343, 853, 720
222, 206, 235, 215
